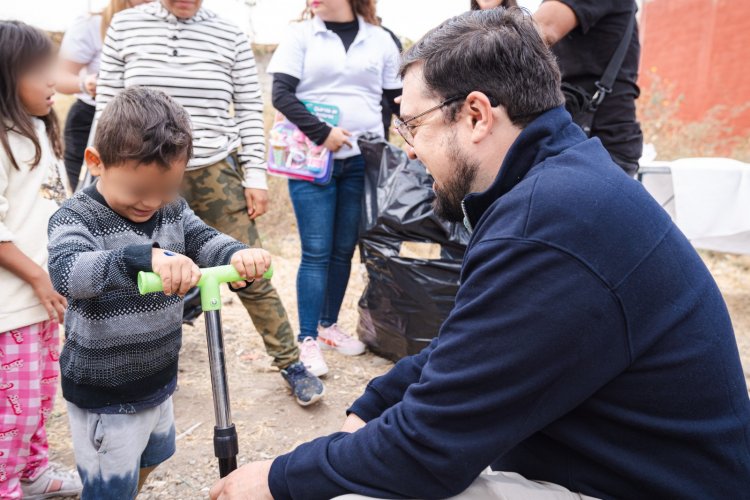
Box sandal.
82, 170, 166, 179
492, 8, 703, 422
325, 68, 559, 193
21, 465, 82, 499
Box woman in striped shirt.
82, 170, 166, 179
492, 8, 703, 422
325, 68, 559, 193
95, 0, 325, 407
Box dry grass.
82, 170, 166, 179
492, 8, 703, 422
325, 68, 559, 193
638, 72, 750, 161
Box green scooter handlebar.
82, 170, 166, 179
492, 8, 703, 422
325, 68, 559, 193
137, 265, 273, 312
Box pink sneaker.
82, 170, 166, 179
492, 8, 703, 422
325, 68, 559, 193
299, 336, 328, 377
317, 324, 366, 356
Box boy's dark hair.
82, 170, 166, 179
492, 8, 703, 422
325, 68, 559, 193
95, 86, 193, 168
0, 21, 63, 170
401, 7, 564, 128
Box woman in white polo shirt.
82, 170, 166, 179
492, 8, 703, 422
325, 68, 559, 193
268, 0, 402, 374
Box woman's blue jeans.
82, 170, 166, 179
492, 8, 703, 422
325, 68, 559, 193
288, 155, 365, 341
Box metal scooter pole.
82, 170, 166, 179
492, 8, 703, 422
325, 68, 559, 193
138, 265, 273, 478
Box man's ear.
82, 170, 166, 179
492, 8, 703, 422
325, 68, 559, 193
84, 147, 103, 176
464, 91, 495, 143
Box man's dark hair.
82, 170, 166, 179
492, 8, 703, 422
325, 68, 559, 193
95, 86, 193, 168
401, 8, 564, 128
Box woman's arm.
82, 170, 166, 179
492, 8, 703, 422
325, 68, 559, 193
56, 59, 96, 96
271, 73, 332, 145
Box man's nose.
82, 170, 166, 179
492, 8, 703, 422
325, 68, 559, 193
406, 145, 417, 160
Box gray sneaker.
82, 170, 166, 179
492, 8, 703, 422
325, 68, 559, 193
281, 361, 325, 406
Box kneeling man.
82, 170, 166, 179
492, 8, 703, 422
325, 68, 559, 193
212, 8, 750, 500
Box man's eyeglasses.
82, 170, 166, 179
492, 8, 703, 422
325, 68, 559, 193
394, 95, 463, 147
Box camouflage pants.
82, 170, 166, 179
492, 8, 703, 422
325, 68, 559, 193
182, 157, 299, 369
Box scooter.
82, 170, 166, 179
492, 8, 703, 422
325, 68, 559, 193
138, 265, 273, 478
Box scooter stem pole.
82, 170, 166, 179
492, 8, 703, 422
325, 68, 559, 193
204, 309, 238, 477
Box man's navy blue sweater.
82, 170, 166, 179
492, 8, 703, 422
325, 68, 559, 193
268, 106, 750, 499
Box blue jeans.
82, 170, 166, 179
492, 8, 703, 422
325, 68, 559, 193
288, 155, 365, 340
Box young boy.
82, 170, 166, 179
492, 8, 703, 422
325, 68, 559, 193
47, 87, 324, 499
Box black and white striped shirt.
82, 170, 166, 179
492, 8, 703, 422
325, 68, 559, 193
96, 2, 266, 189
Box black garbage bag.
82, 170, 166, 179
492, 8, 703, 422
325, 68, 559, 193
357, 136, 470, 361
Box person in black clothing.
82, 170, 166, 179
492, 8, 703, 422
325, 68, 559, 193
379, 22, 403, 139
533, 0, 643, 176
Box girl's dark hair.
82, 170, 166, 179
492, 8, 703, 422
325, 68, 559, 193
0, 21, 63, 170
470, 0, 518, 10
303, 0, 379, 25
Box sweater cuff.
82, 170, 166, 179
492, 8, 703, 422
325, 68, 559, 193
269, 454, 293, 500
242, 166, 268, 190
223, 247, 254, 293
122, 243, 156, 281
346, 386, 390, 422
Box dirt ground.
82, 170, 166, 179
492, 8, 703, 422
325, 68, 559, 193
43, 176, 750, 498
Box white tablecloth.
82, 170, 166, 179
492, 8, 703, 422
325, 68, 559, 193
639, 158, 750, 255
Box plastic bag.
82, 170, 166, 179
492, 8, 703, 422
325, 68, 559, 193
357, 136, 470, 361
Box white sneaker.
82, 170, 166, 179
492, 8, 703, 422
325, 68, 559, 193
317, 324, 366, 356
299, 336, 329, 377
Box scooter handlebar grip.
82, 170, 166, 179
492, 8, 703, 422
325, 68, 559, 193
137, 266, 273, 295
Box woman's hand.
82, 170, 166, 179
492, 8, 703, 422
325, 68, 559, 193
84, 73, 97, 97
323, 127, 353, 152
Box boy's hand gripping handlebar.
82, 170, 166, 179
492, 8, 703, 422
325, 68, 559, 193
137, 264, 273, 478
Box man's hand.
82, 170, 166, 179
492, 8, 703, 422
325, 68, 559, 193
151, 248, 201, 296
243, 188, 268, 220
209, 460, 273, 500
323, 126, 353, 152
341, 413, 367, 433
229, 248, 271, 288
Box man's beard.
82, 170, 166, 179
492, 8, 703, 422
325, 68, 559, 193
433, 143, 479, 223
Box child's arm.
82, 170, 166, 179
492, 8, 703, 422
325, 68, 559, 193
0, 243, 67, 323
180, 201, 270, 287
47, 207, 156, 299
181, 201, 247, 269
0, 157, 67, 321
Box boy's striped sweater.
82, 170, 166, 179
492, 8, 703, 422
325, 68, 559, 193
47, 188, 246, 408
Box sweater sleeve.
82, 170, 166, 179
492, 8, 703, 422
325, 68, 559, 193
232, 33, 268, 190
47, 207, 155, 299
347, 337, 436, 422
180, 200, 247, 268
268, 238, 630, 500
0, 153, 13, 242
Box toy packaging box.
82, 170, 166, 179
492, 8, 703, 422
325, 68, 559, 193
267, 101, 340, 184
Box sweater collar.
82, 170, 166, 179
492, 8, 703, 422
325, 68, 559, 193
461, 106, 584, 232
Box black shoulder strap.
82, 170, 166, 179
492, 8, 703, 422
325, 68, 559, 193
591, 2, 636, 110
